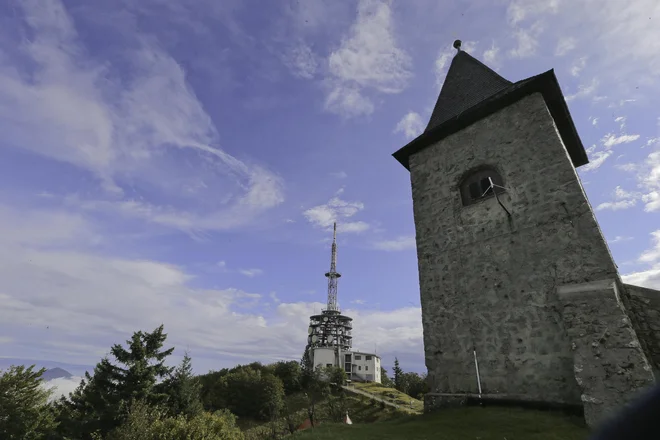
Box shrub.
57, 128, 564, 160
108, 400, 244, 440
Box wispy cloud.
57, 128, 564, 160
570, 57, 587, 77
325, 0, 411, 117
602, 133, 640, 148
0, 0, 284, 234
303, 195, 369, 234
508, 24, 542, 58
555, 36, 577, 56
394, 112, 424, 139
610, 236, 633, 244
565, 78, 599, 101
483, 42, 500, 66
283, 41, 319, 79
596, 186, 641, 211
330, 171, 348, 179
639, 231, 660, 264
582, 150, 612, 172
240, 268, 264, 277
372, 236, 416, 251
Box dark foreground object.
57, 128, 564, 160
588, 385, 660, 439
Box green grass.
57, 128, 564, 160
350, 382, 424, 414
242, 392, 408, 439
291, 406, 588, 440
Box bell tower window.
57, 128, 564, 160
460, 167, 505, 206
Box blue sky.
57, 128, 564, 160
0, 0, 659, 382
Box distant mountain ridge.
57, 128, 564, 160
0, 357, 92, 377
42, 367, 73, 381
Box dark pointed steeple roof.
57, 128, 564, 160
425, 51, 512, 132
393, 47, 589, 170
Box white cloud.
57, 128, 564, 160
642, 191, 660, 212
351, 299, 366, 305
239, 268, 263, 277
507, 0, 560, 25
394, 112, 424, 139
610, 236, 633, 243
483, 42, 499, 66
508, 25, 542, 58
373, 236, 416, 251
615, 116, 627, 130
330, 171, 348, 179
622, 265, 660, 290
325, 0, 411, 117
596, 186, 640, 210
590, 117, 599, 126
0, 204, 422, 371
324, 85, 374, 117
555, 36, 577, 56
45, 376, 84, 401
582, 150, 612, 172
602, 133, 640, 148
639, 231, 660, 264
570, 57, 587, 77
596, 200, 637, 211
283, 41, 319, 79
303, 195, 369, 234
0, 0, 284, 234
565, 78, 599, 102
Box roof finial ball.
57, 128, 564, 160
453, 39, 462, 52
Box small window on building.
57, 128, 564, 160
345, 354, 351, 362
365, 366, 369, 371
460, 167, 505, 206
326, 363, 332, 367
355, 355, 362, 360
358, 366, 362, 371
366, 355, 372, 360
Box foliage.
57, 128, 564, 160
214, 368, 285, 421
107, 400, 244, 440
392, 358, 403, 392
199, 369, 230, 410
302, 367, 330, 428
55, 325, 175, 439
325, 366, 347, 389
157, 352, 204, 418
402, 372, 429, 400
380, 367, 394, 388
272, 361, 302, 395
300, 345, 314, 389
0, 365, 58, 440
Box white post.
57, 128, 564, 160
473, 349, 482, 398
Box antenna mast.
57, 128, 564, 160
325, 222, 341, 312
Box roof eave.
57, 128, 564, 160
392, 70, 589, 171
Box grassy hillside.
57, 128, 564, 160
242, 386, 415, 439
351, 382, 424, 413
291, 406, 589, 440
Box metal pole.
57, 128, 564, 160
473, 349, 482, 398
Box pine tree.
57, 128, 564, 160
56, 325, 175, 439
393, 358, 404, 392
0, 365, 58, 440
159, 352, 203, 418
300, 344, 314, 389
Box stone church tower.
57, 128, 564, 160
393, 41, 659, 427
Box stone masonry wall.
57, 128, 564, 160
557, 280, 654, 427
623, 283, 660, 377
408, 92, 641, 410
